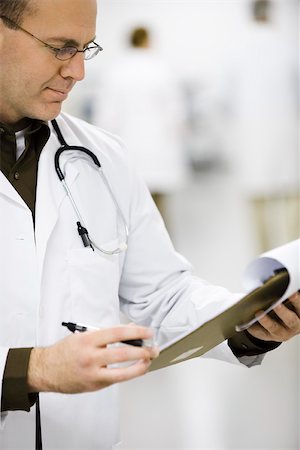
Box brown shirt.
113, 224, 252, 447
0, 119, 50, 213
0, 118, 280, 412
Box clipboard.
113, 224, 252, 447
149, 269, 290, 372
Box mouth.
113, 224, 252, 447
45, 87, 71, 101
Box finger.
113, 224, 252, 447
247, 321, 271, 340
273, 303, 300, 332
252, 311, 285, 341
89, 325, 154, 347
288, 292, 300, 316
100, 359, 152, 385
99, 345, 154, 366
149, 345, 160, 360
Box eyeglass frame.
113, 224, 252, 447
0, 15, 103, 61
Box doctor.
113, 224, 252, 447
0, 0, 299, 449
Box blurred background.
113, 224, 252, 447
63, 0, 299, 448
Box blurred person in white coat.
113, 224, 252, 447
92, 27, 188, 227
220, 0, 299, 252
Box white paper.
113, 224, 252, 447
237, 239, 300, 330
157, 240, 300, 349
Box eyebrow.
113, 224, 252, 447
47, 36, 97, 48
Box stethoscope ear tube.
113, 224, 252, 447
54, 145, 101, 180
54, 147, 67, 181
52, 118, 68, 146
52, 119, 101, 181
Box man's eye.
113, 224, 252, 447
56, 47, 77, 59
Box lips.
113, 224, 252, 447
46, 87, 72, 101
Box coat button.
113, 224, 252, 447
14, 172, 20, 180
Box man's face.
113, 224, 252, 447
0, 0, 97, 124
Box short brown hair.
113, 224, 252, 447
0, 0, 36, 28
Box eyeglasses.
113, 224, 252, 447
0, 15, 103, 61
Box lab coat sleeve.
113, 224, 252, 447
118, 166, 245, 365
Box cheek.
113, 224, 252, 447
1, 53, 36, 96
10, 70, 38, 107
7, 49, 55, 93
0, 38, 62, 120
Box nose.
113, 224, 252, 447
60, 52, 85, 81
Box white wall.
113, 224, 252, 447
64, 0, 298, 114
63, 1, 299, 448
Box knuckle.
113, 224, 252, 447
113, 347, 130, 362
113, 370, 128, 383
268, 322, 279, 334
268, 326, 284, 340
78, 349, 95, 369
78, 349, 89, 365
111, 327, 123, 341
142, 350, 151, 361
286, 318, 299, 330
280, 333, 290, 342
79, 331, 92, 345
291, 292, 300, 302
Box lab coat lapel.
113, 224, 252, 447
34, 132, 79, 274
0, 170, 29, 209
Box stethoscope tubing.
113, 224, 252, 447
51, 119, 128, 255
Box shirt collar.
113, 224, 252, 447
0, 118, 48, 135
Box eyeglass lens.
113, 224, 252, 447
57, 47, 77, 60
84, 47, 100, 60
56, 46, 100, 61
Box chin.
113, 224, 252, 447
28, 103, 63, 122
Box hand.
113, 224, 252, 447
27, 325, 159, 394
247, 292, 300, 342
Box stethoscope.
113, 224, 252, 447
51, 119, 128, 255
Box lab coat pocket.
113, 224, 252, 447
67, 243, 121, 326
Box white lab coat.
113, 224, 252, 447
0, 113, 241, 449
92, 49, 188, 193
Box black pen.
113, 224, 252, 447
62, 322, 144, 347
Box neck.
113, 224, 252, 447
0, 117, 32, 132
